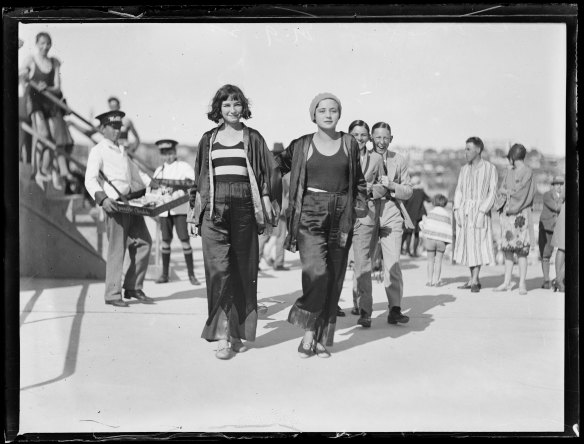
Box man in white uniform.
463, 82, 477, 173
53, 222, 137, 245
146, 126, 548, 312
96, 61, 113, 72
84, 110, 153, 307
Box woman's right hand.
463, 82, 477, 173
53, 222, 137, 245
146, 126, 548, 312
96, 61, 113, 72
188, 222, 199, 238
37, 81, 48, 91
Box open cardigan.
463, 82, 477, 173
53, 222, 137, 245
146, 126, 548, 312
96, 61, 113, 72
274, 132, 367, 252
188, 123, 282, 234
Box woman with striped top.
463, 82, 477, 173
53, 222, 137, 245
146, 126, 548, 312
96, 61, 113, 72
189, 84, 281, 360
453, 136, 498, 293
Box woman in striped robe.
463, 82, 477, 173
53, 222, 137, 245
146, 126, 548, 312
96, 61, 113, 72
453, 136, 498, 292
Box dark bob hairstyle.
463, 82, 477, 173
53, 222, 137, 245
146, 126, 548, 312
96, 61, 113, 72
36, 32, 52, 45
507, 143, 527, 163
348, 119, 370, 135
207, 84, 252, 123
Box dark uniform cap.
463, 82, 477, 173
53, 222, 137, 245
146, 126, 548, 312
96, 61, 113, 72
155, 139, 179, 150
95, 110, 125, 126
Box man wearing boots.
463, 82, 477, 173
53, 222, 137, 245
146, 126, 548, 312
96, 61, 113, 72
152, 139, 200, 285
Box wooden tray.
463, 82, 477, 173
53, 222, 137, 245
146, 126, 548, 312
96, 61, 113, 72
115, 194, 190, 217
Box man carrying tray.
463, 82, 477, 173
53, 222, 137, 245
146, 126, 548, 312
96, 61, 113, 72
84, 110, 154, 307
152, 139, 200, 285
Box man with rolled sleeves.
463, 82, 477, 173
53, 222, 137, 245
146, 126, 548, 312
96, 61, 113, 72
84, 110, 154, 307
152, 139, 200, 285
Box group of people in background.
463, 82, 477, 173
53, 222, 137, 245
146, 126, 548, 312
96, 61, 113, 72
20, 32, 568, 363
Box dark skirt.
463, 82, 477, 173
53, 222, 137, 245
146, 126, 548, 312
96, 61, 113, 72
200, 181, 259, 341
288, 191, 351, 346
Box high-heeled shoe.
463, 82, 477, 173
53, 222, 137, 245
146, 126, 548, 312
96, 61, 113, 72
552, 279, 565, 292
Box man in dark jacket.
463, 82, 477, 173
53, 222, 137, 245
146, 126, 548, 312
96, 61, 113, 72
538, 175, 564, 288
402, 174, 430, 257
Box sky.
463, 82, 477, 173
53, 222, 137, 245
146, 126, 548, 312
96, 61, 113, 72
19, 22, 567, 156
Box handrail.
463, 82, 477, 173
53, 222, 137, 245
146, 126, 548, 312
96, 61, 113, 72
65, 119, 100, 144
28, 80, 98, 131
21, 121, 87, 173
27, 80, 154, 177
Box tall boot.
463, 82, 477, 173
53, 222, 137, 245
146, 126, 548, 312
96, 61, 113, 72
401, 232, 411, 255
412, 233, 420, 257
184, 250, 200, 285
156, 249, 170, 283
541, 258, 551, 289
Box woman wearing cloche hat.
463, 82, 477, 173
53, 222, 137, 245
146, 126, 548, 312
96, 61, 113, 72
273, 93, 367, 358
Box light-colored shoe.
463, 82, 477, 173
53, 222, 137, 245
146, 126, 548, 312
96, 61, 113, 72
493, 282, 516, 292
314, 342, 331, 358
215, 342, 233, 360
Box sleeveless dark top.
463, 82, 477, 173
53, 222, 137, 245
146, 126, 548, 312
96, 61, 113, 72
29, 58, 59, 117
306, 139, 349, 193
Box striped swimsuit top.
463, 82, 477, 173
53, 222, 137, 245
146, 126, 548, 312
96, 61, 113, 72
211, 141, 249, 182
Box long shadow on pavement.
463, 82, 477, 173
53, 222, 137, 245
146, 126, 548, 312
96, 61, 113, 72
127, 287, 208, 305
21, 283, 89, 391
439, 274, 543, 291
251, 290, 456, 354
333, 293, 456, 353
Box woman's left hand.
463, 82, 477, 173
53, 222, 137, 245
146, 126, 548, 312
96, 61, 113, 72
263, 195, 277, 222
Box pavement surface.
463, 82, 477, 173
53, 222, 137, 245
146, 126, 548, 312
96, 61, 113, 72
19, 238, 565, 434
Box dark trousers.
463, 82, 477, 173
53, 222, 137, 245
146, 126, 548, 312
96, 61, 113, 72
538, 222, 554, 259
160, 214, 189, 242
352, 219, 379, 315
104, 212, 152, 301
274, 214, 287, 267
200, 181, 258, 342
288, 191, 351, 346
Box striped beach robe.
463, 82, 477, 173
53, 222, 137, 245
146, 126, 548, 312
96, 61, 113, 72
453, 159, 498, 266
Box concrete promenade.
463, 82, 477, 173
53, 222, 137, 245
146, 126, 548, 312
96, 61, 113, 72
18, 239, 565, 434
